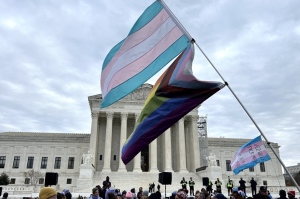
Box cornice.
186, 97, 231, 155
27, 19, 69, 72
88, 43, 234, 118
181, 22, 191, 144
207, 137, 279, 148
0, 132, 90, 143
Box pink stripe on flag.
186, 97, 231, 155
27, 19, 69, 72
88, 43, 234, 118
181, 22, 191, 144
101, 9, 169, 93
175, 48, 196, 81
113, 9, 170, 58
231, 140, 264, 163
231, 150, 269, 170
102, 17, 177, 96
106, 27, 184, 93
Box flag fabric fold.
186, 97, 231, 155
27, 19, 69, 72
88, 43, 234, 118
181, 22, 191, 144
230, 135, 271, 175
101, 1, 191, 108
121, 43, 225, 164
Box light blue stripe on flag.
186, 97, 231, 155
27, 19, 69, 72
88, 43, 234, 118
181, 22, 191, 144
232, 154, 271, 175
102, 1, 163, 70
101, 35, 189, 108
230, 135, 271, 175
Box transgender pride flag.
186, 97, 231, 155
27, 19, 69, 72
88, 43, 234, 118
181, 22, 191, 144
231, 136, 271, 175
101, 1, 191, 108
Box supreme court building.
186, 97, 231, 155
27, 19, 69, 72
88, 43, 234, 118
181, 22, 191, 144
0, 84, 286, 194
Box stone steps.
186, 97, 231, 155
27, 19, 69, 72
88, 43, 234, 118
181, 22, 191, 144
91, 171, 204, 194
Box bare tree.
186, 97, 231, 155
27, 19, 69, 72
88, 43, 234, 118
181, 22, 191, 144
24, 169, 44, 186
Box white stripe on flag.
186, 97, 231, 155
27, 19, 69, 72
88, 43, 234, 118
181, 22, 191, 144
230, 136, 271, 174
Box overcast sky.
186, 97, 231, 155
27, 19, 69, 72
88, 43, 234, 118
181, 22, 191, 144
1, 0, 300, 167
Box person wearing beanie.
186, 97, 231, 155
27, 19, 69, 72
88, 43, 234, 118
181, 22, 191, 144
105, 188, 116, 199
126, 191, 133, 199
143, 191, 149, 197
287, 191, 295, 199
253, 186, 269, 199
39, 187, 57, 199
170, 191, 177, 199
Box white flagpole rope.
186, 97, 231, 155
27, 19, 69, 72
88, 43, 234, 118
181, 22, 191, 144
160, 0, 300, 192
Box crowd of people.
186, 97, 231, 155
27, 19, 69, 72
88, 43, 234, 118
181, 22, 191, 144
191, 177, 297, 199
33, 176, 297, 199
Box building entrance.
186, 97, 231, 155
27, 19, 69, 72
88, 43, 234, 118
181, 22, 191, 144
141, 145, 149, 172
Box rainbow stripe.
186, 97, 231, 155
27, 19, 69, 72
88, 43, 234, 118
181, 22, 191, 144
101, 1, 190, 108
121, 44, 225, 164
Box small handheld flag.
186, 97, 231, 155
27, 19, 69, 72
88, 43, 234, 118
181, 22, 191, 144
230, 135, 271, 175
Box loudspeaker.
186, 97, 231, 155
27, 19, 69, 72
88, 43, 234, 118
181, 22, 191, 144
158, 172, 172, 185
202, 177, 209, 186
45, 172, 58, 186
0, 187, 2, 196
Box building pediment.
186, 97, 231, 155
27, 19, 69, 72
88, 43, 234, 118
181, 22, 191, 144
121, 83, 152, 101
89, 84, 153, 109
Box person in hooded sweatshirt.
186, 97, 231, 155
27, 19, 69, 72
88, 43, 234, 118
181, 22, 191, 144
90, 187, 102, 199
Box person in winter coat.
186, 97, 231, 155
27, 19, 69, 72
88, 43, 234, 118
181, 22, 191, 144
89, 187, 102, 199
277, 190, 288, 199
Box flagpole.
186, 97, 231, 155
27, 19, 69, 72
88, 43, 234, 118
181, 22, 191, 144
160, 0, 300, 192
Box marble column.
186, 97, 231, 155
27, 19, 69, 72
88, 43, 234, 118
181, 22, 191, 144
178, 118, 188, 172
89, 111, 99, 166
149, 138, 158, 172
185, 121, 191, 171
163, 128, 173, 172
118, 112, 128, 172
102, 112, 114, 172
133, 113, 142, 172
190, 115, 200, 172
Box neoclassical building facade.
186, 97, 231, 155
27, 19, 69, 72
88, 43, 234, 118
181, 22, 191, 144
88, 84, 200, 173
0, 84, 287, 195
